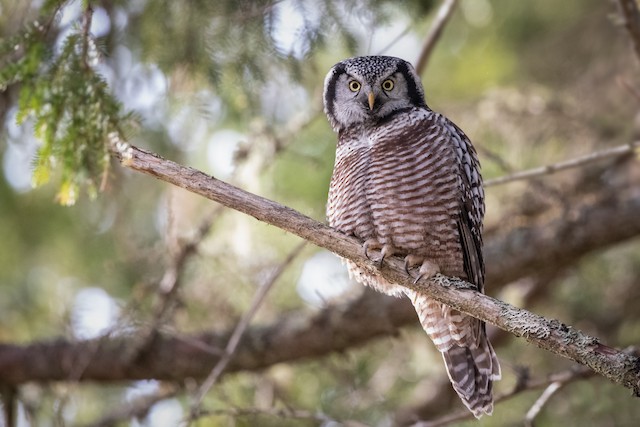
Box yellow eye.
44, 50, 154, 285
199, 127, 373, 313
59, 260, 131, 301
348, 80, 361, 92
382, 79, 394, 91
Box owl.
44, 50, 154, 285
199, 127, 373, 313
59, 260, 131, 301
323, 56, 500, 417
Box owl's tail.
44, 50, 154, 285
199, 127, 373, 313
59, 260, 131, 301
406, 290, 501, 418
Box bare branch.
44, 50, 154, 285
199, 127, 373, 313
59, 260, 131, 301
123, 206, 225, 361
415, 0, 459, 74
616, 0, 640, 63
107, 144, 640, 396
524, 381, 563, 427
375, 24, 412, 55
87, 383, 180, 427
189, 243, 306, 416
416, 364, 599, 427
80, 3, 94, 70
484, 140, 640, 187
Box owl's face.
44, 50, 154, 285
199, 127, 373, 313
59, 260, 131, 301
323, 56, 426, 132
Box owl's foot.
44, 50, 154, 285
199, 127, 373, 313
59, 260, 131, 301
404, 255, 440, 284
363, 239, 396, 266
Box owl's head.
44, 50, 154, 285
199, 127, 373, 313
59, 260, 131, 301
323, 56, 427, 132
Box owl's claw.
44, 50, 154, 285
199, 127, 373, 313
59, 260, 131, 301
363, 239, 395, 266
363, 239, 380, 262
403, 257, 414, 277
379, 244, 396, 265
403, 255, 439, 284
403, 254, 421, 281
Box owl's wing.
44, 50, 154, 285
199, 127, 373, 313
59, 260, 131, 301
447, 121, 485, 292
458, 217, 483, 290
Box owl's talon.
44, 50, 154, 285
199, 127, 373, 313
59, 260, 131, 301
403, 255, 439, 284
403, 254, 421, 280
403, 260, 413, 277
363, 239, 382, 263
417, 259, 440, 283
379, 244, 396, 265
363, 239, 396, 266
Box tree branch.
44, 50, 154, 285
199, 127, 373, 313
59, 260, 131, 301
415, 0, 459, 74
484, 140, 640, 187
524, 381, 564, 427
417, 362, 605, 427
189, 242, 306, 414
0, 144, 639, 400
87, 383, 179, 427
111, 144, 640, 394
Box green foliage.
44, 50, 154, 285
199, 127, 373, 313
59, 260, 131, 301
1, 11, 131, 205
0, 21, 47, 90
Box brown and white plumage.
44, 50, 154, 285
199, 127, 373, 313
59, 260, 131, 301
323, 56, 500, 417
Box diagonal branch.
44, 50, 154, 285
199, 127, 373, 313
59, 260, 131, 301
109, 144, 640, 396
415, 0, 459, 74
189, 242, 306, 415
524, 381, 564, 427
418, 362, 604, 427
121, 206, 225, 362
484, 140, 640, 187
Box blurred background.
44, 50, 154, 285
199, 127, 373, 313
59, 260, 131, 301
1, 0, 639, 426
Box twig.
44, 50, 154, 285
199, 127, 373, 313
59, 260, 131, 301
251, 108, 323, 175
616, 0, 640, 63
376, 24, 413, 55
484, 141, 640, 187
86, 243, 305, 427
121, 206, 225, 362
80, 3, 94, 69
414, 0, 459, 74
110, 143, 640, 397
479, 144, 569, 213
187, 242, 307, 422
524, 381, 563, 427
86, 383, 180, 427
414, 364, 596, 427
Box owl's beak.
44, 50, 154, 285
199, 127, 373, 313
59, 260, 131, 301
367, 91, 375, 110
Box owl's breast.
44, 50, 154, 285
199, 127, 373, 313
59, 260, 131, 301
327, 111, 465, 275
327, 132, 377, 239
373, 126, 458, 242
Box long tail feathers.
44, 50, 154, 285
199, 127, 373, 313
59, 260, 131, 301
406, 290, 501, 418
441, 337, 501, 417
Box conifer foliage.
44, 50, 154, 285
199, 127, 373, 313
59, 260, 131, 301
1, 2, 131, 205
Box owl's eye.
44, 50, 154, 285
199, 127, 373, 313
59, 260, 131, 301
348, 80, 361, 92
381, 79, 394, 91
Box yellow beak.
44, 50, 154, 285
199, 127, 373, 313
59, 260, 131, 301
367, 91, 375, 110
